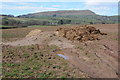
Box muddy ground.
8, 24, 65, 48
1, 24, 119, 78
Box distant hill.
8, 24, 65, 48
17, 10, 97, 18
0, 14, 14, 17
1, 10, 118, 28
16, 10, 118, 24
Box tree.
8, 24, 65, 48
53, 14, 57, 17
90, 22, 93, 24
58, 20, 64, 24
102, 22, 106, 24
66, 20, 71, 24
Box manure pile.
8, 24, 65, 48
55, 25, 107, 42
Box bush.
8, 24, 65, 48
58, 19, 71, 24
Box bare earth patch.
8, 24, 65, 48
2, 24, 118, 78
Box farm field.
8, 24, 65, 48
1, 24, 119, 78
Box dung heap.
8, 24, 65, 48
55, 25, 107, 42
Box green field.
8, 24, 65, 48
28, 25, 52, 27
1, 14, 118, 29
0, 25, 12, 28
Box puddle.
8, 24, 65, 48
51, 49, 69, 59
57, 54, 69, 60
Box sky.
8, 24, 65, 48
0, 0, 119, 16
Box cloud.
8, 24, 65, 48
85, 0, 119, 5
1, 4, 58, 12
13, 2, 33, 5
1, 0, 39, 2
1, 0, 119, 2
52, 5, 60, 7
89, 7, 111, 15
83, 0, 118, 15
90, 7, 110, 10
1, 1, 118, 16
67, 8, 82, 10
0, 0, 84, 2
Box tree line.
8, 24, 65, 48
1, 17, 73, 27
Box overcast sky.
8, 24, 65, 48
0, 0, 119, 16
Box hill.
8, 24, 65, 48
1, 10, 118, 28
17, 10, 97, 18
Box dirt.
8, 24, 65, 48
55, 25, 107, 42
26, 29, 43, 37
2, 45, 89, 78
2, 24, 118, 78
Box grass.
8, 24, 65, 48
9, 17, 55, 22
50, 45, 59, 49
1, 24, 76, 42
28, 25, 50, 27
0, 25, 12, 28
76, 45, 84, 51
2, 25, 57, 42
2, 44, 84, 78
1, 24, 117, 78
112, 38, 118, 40
2, 27, 31, 41
2, 33, 20, 38
8, 15, 118, 24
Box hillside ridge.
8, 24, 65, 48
17, 10, 97, 17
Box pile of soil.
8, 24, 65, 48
55, 25, 107, 42
26, 29, 43, 37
